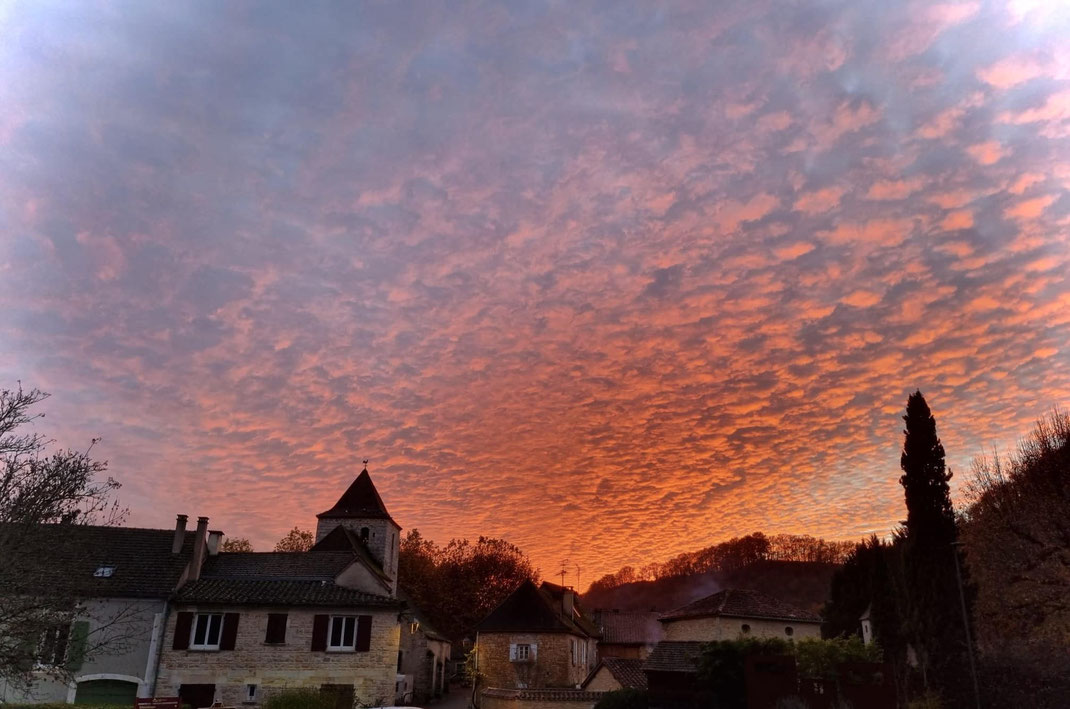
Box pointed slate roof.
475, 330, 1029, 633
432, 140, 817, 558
317, 467, 398, 525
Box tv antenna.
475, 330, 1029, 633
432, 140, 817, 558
559, 558, 570, 586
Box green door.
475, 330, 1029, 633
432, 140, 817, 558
74, 679, 139, 705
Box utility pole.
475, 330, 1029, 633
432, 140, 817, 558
951, 542, 981, 709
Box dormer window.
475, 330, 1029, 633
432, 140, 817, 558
94, 566, 115, 578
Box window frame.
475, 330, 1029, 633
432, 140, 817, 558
189, 613, 225, 651
327, 615, 357, 652
36, 624, 70, 668
264, 613, 288, 645
515, 643, 531, 662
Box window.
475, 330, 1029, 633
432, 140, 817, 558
246, 684, 257, 702
37, 625, 70, 666
741, 623, 751, 634
359, 527, 369, 543
265, 613, 287, 644
329, 616, 357, 650
190, 613, 224, 650
510, 643, 533, 663
785, 626, 794, 637
570, 638, 575, 665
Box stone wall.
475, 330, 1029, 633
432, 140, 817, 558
477, 633, 596, 690
157, 605, 399, 707
481, 687, 603, 709
662, 616, 822, 642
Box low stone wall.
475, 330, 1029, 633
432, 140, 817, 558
481, 687, 604, 709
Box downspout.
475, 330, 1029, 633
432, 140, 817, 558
145, 600, 171, 698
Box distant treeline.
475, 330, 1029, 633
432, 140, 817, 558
588, 532, 855, 592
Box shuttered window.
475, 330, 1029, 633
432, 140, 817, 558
321, 615, 372, 652
265, 613, 287, 644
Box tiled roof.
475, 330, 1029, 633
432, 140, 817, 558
3, 524, 195, 599
594, 609, 663, 645
199, 551, 356, 580
175, 578, 400, 607
659, 588, 822, 623
643, 641, 706, 673
477, 580, 598, 637
316, 468, 397, 525
583, 658, 648, 689
311, 526, 391, 582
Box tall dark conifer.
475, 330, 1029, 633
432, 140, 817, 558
898, 391, 970, 703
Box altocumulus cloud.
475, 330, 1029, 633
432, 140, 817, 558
0, 0, 1068, 581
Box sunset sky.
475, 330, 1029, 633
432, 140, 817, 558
1, 0, 1068, 586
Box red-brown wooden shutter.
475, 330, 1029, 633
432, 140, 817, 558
220, 613, 240, 650
311, 615, 329, 651
173, 612, 194, 650
355, 615, 372, 652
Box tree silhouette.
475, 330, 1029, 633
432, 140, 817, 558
898, 391, 970, 702
221, 537, 253, 552
274, 527, 314, 552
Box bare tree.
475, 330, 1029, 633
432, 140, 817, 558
0, 385, 128, 691
221, 537, 254, 552
274, 527, 314, 552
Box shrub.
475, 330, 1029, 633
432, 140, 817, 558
593, 688, 649, 709
794, 636, 882, 680
262, 688, 338, 709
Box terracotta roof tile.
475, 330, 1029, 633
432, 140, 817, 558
643, 641, 706, 673
175, 578, 400, 607
583, 658, 647, 689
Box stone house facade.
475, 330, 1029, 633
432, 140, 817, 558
476, 581, 599, 692
157, 466, 412, 708
658, 588, 822, 642
156, 603, 401, 707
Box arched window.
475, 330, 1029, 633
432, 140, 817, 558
741, 624, 751, 634
785, 626, 794, 637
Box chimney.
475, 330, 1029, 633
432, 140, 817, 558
562, 588, 575, 618
188, 516, 209, 582
207, 530, 223, 556
172, 514, 188, 554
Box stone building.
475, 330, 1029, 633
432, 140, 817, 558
157, 466, 408, 708
0, 518, 200, 705
396, 595, 451, 703
657, 588, 822, 642
475, 580, 599, 692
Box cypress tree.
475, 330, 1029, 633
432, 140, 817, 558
898, 391, 970, 702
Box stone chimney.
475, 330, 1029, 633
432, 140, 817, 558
207, 530, 223, 556
562, 588, 575, 618
188, 516, 209, 581
172, 514, 188, 554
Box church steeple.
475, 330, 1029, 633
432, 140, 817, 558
316, 464, 397, 525
315, 464, 401, 594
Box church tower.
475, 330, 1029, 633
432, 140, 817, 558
316, 465, 401, 588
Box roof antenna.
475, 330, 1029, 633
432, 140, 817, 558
559, 558, 570, 587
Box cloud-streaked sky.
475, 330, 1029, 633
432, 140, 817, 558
2, 0, 1068, 585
